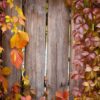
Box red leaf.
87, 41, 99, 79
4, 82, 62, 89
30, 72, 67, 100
56, 90, 69, 100
56, 91, 63, 99
63, 90, 69, 99
10, 49, 23, 69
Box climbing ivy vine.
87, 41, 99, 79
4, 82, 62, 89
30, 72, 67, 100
71, 0, 100, 99
0, 0, 33, 99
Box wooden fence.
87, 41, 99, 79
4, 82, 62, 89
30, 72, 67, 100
2, 0, 72, 99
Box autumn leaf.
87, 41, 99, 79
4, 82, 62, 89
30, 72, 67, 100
12, 16, 25, 25
15, 94, 22, 100
63, 90, 69, 99
22, 75, 30, 86
10, 31, 29, 49
65, 0, 72, 8
25, 95, 32, 100
85, 65, 92, 72
0, 47, 4, 53
0, 75, 8, 93
18, 17, 25, 26
21, 95, 32, 100
5, 15, 11, 23
7, 0, 14, 8
56, 90, 69, 100
83, 82, 89, 87
1, 23, 12, 32
2, 67, 11, 76
56, 91, 63, 99
15, 6, 26, 20
10, 49, 23, 69
12, 82, 20, 93
12, 16, 19, 23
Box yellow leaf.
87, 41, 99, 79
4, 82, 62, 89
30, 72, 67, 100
5, 16, 11, 23
22, 75, 30, 86
15, 94, 21, 100
74, 98, 79, 100
2, 67, 11, 76
0, 47, 4, 53
10, 31, 29, 49
83, 82, 89, 87
7, 0, 14, 8
15, 6, 26, 20
11, 25, 18, 33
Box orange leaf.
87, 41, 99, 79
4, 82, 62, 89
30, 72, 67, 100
2, 67, 11, 76
56, 91, 63, 99
10, 49, 23, 69
56, 90, 69, 100
26, 95, 32, 100
0, 47, 4, 53
12, 16, 19, 23
12, 82, 20, 93
10, 31, 29, 49
1, 23, 12, 32
1, 24, 7, 32
0, 75, 8, 92
18, 17, 25, 26
63, 90, 69, 99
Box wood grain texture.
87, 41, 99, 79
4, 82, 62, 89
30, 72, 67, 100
2, 0, 22, 90
24, 0, 46, 99
69, 17, 74, 100
47, 0, 70, 99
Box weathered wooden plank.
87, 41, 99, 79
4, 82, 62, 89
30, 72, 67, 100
47, 0, 70, 99
69, 17, 74, 100
24, 0, 46, 99
2, 0, 22, 90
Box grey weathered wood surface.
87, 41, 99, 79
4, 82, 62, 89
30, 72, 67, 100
2, 0, 22, 90
47, 0, 70, 99
24, 0, 46, 99
2, 0, 71, 99
69, 17, 74, 100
